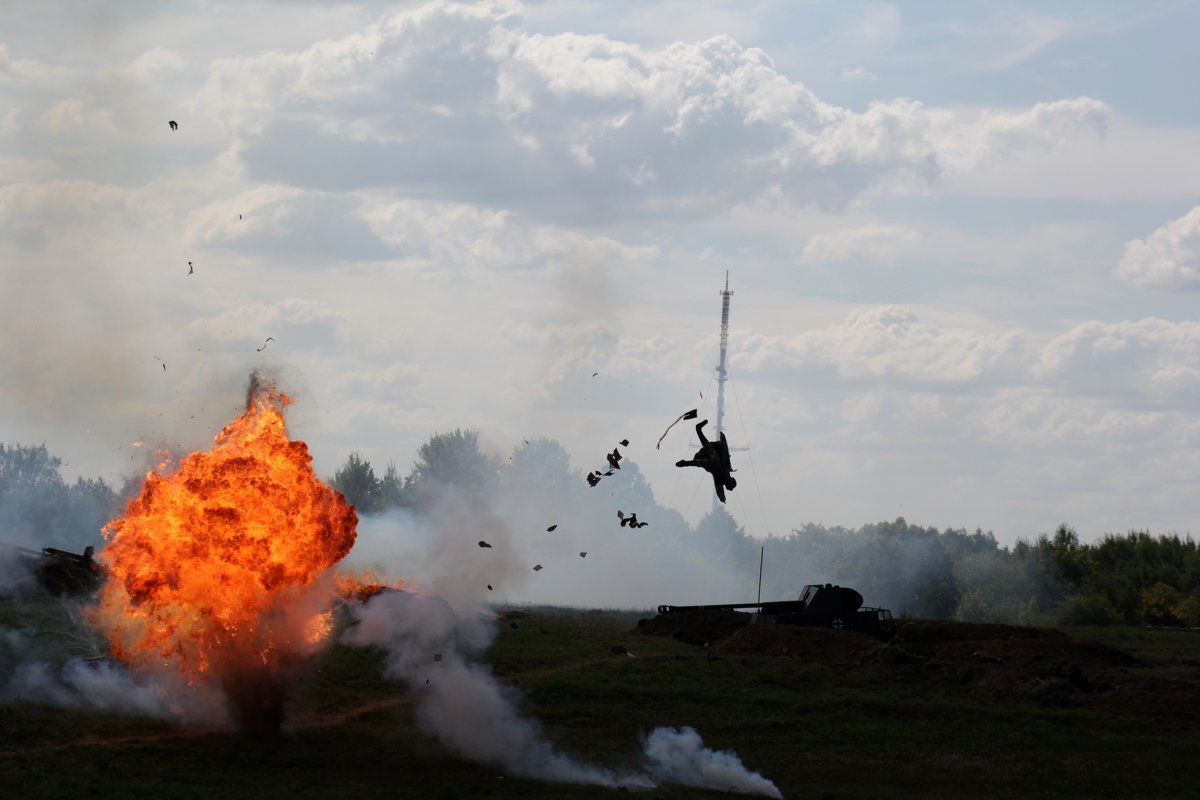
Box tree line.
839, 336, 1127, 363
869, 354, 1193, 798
3, 435, 1198, 627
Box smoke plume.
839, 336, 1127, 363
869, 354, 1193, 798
342, 589, 780, 795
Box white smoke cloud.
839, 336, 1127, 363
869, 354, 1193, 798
645, 726, 782, 797
342, 590, 781, 795
0, 622, 230, 726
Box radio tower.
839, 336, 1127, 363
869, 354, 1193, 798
712, 271, 747, 514
715, 271, 733, 444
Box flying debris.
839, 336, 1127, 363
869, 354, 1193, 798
168, 120, 178, 131
603, 469, 614, 477
675, 419, 737, 504
656, 408, 699, 450
162, 363, 167, 372
579, 552, 587, 558
238, 214, 242, 220
487, 584, 493, 591
619, 439, 629, 447
546, 524, 557, 532
607, 448, 622, 470
592, 372, 599, 377
532, 564, 543, 572
256, 337, 275, 352
586, 472, 601, 488
618, 510, 649, 529
188, 261, 193, 275
478, 540, 493, 549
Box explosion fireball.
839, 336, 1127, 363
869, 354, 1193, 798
92, 378, 358, 732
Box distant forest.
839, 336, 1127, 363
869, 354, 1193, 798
3, 435, 1198, 627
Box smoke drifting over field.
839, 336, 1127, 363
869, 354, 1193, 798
344, 590, 781, 796
339, 467, 781, 793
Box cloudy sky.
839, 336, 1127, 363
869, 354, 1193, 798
3, 0, 1199, 546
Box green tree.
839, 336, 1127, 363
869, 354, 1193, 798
330, 451, 382, 515
378, 461, 406, 510
405, 429, 499, 509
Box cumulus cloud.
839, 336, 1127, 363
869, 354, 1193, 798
1115, 206, 1200, 291
736, 306, 1027, 388
186, 0, 1110, 222
800, 223, 919, 264
1034, 317, 1200, 402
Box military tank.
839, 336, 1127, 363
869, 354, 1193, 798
657, 583, 895, 639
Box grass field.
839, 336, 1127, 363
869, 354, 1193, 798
3, 602, 1199, 799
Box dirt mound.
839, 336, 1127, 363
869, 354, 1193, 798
708, 623, 884, 666
641, 613, 1200, 729
637, 609, 750, 647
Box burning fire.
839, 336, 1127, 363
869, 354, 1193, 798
93, 381, 357, 730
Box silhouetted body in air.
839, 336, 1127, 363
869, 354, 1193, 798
675, 419, 736, 503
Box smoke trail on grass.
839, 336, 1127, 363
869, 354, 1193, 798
342, 589, 650, 788
0, 608, 230, 725
343, 590, 781, 795
644, 726, 782, 797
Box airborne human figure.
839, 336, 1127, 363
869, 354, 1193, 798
675, 419, 736, 503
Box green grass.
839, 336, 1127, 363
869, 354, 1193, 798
3, 604, 1198, 799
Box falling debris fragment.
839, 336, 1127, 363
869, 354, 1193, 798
256, 337, 275, 352
603, 469, 615, 476
546, 524, 557, 532
478, 540, 492, 549
618, 510, 648, 529
586, 472, 601, 488
238, 214, 242, 220
168, 120, 178, 131
188, 261, 193, 275
532, 564, 542, 572
607, 448, 622, 470
656, 408, 699, 450
592, 372, 599, 377
619, 439, 629, 447
487, 584, 493, 591
579, 552, 587, 558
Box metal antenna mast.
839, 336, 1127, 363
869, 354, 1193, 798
715, 270, 733, 443
713, 271, 736, 515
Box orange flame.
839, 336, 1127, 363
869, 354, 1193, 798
93, 386, 357, 715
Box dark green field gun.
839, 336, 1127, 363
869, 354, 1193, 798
2, 541, 104, 597
658, 583, 895, 639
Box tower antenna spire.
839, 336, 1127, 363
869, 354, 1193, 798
714, 271, 734, 514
